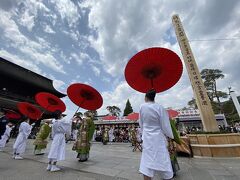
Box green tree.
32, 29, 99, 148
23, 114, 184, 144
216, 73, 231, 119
85, 110, 98, 116
200, 69, 228, 113
222, 90, 240, 123
106, 106, 121, 117
123, 99, 133, 116
188, 98, 198, 109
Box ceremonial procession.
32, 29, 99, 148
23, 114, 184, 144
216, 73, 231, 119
1, 0, 240, 180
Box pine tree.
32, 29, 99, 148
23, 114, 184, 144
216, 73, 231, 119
123, 99, 133, 116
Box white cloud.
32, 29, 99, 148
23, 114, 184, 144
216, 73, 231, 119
83, 0, 240, 111
43, 24, 55, 34
0, 0, 240, 115
62, 30, 79, 41
0, 49, 43, 74
59, 51, 71, 64
16, 0, 51, 26
70, 52, 91, 65
53, 79, 66, 93
84, 0, 174, 76
19, 45, 65, 73
69, 79, 80, 85
0, 10, 65, 74
91, 65, 100, 76
98, 75, 193, 115
99, 81, 142, 115
102, 76, 110, 83
51, 0, 80, 27
18, 9, 35, 31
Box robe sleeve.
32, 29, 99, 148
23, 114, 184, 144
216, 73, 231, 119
88, 118, 95, 140
159, 108, 174, 139
139, 107, 143, 134
51, 123, 55, 138
59, 120, 72, 136
22, 123, 32, 138
4, 126, 12, 137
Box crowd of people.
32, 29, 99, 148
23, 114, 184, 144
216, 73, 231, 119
1, 89, 239, 179
218, 123, 240, 133
0, 110, 82, 171
91, 126, 142, 143
178, 123, 240, 136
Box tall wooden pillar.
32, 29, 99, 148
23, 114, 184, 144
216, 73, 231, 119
172, 14, 219, 132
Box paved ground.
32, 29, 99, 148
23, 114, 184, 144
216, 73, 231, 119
1, 140, 240, 180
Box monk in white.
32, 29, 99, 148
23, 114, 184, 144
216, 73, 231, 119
139, 89, 174, 180
109, 127, 114, 144
0, 123, 13, 151
47, 110, 71, 172
13, 117, 32, 159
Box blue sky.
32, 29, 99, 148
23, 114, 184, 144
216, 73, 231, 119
0, 0, 240, 117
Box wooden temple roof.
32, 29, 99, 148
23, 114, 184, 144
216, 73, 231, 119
0, 57, 66, 119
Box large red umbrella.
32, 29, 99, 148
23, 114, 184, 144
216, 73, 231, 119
17, 102, 42, 120
67, 83, 103, 111
5, 110, 22, 120
35, 92, 66, 112
125, 47, 183, 93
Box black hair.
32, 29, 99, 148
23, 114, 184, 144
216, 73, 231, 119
22, 115, 28, 121
53, 110, 62, 119
145, 89, 156, 101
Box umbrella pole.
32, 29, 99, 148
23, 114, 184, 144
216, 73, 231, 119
74, 106, 80, 115
72, 100, 85, 117
39, 104, 51, 119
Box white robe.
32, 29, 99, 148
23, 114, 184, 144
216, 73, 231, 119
139, 102, 174, 178
92, 130, 96, 141
13, 122, 32, 154
109, 128, 114, 142
48, 119, 71, 161
0, 125, 12, 148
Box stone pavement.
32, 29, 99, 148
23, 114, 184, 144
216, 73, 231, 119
1, 140, 240, 180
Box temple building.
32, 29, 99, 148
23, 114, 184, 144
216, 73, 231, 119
0, 57, 65, 120
94, 110, 227, 131
176, 109, 227, 131
94, 113, 139, 129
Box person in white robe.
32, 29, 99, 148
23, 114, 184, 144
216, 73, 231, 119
47, 110, 71, 172
139, 89, 174, 180
109, 127, 114, 144
0, 123, 13, 151
13, 118, 32, 159
92, 129, 96, 141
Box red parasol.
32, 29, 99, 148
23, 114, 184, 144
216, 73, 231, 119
67, 83, 103, 111
17, 102, 42, 120
125, 47, 183, 93
5, 110, 21, 120
35, 92, 66, 112
167, 109, 179, 119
